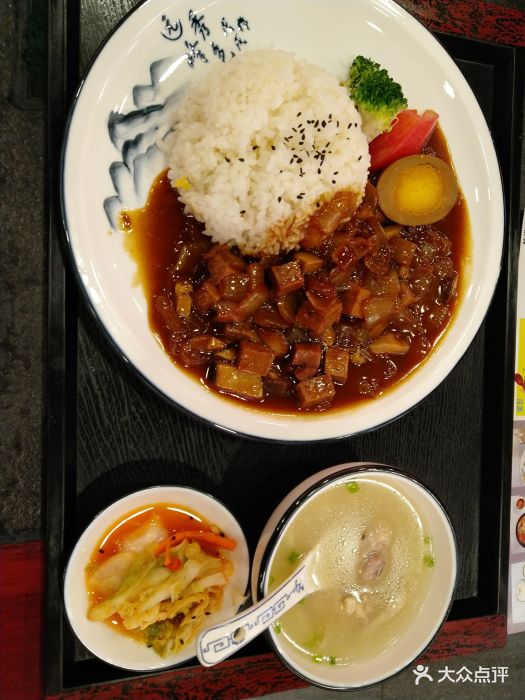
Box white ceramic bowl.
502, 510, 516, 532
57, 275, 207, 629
251, 463, 457, 689
64, 486, 250, 671
61, 0, 503, 441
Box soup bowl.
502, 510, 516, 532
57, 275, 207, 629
251, 463, 457, 689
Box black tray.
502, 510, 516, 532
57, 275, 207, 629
44, 2, 524, 694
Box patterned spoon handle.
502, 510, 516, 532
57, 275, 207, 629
197, 551, 315, 667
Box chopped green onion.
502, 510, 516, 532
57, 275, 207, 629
345, 481, 360, 493
287, 550, 302, 565
329, 655, 337, 665
273, 622, 282, 634
423, 554, 435, 568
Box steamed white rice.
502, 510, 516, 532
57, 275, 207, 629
167, 49, 370, 255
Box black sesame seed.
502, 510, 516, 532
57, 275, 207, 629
317, 167, 321, 174
297, 111, 302, 117
358, 155, 362, 161
348, 122, 352, 129
271, 145, 276, 150
240, 210, 246, 215
225, 156, 230, 162
238, 157, 245, 162
278, 196, 282, 202
332, 180, 336, 184
252, 145, 258, 150
321, 120, 327, 128
333, 171, 339, 175
296, 157, 303, 164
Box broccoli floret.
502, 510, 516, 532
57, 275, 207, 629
346, 55, 407, 142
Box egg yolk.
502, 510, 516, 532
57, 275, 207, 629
395, 164, 443, 216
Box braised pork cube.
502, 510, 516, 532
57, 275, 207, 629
295, 374, 336, 409
293, 251, 324, 273
258, 329, 289, 357
154, 294, 187, 334
206, 246, 246, 284
342, 283, 372, 319
324, 346, 350, 383
264, 374, 293, 398
215, 363, 263, 400
291, 342, 322, 369
293, 365, 318, 381
193, 280, 221, 313
295, 297, 343, 335
218, 273, 250, 301
237, 339, 275, 376
180, 335, 227, 366
270, 261, 304, 297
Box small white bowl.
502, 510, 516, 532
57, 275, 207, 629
251, 463, 457, 690
64, 486, 250, 672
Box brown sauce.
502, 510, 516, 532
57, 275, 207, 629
121, 126, 470, 413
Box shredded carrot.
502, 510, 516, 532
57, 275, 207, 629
166, 558, 182, 572
163, 539, 172, 567
154, 530, 236, 556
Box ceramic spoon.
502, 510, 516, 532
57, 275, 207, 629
197, 549, 318, 666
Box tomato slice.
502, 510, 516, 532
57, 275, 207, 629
369, 109, 439, 172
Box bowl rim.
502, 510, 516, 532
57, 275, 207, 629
255, 463, 458, 690
62, 484, 250, 672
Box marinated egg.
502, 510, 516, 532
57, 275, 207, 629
377, 154, 458, 226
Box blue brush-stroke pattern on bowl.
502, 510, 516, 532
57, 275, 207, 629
103, 9, 253, 228
103, 60, 183, 228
